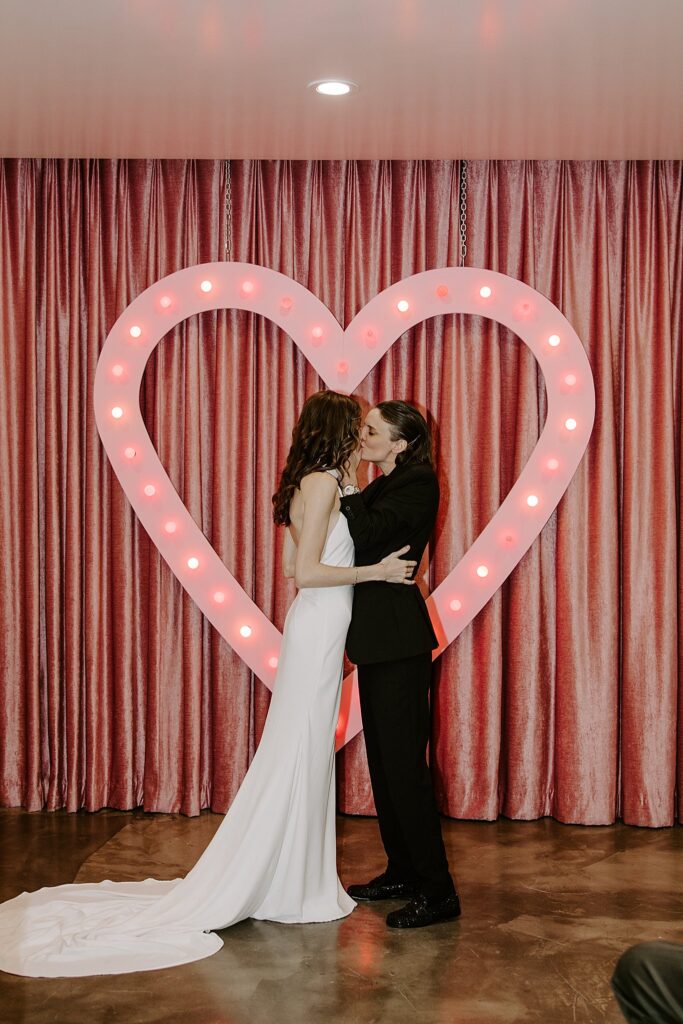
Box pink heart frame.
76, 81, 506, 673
94, 263, 595, 749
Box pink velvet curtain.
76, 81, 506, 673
0, 159, 681, 826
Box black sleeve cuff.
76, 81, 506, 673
339, 492, 366, 520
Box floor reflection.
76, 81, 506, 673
0, 810, 681, 1023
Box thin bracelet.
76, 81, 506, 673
354, 567, 359, 584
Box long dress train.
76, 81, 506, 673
0, 476, 356, 977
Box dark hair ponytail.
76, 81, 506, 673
375, 401, 434, 469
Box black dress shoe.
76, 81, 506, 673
386, 892, 462, 928
347, 873, 416, 902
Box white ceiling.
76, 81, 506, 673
1, 0, 681, 159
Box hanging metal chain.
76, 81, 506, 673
459, 159, 468, 267
223, 159, 232, 261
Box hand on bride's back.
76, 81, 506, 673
379, 546, 417, 584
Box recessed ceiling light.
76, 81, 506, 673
308, 79, 358, 96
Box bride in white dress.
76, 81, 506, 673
0, 390, 416, 978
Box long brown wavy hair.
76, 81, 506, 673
272, 390, 362, 526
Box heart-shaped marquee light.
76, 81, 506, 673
94, 263, 595, 749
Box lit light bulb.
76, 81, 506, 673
129, 325, 142, 338
546, 457, 560, 471
187, 556, 200, 570
521, 302, 531, 313
476, 565, 489, 578
396, 299, 410, 313
280, 297, 293, 311
337, 360, 348, 374
564, 373, 577, 387
565, 418, 577, 431
164, 521, 177, 534
239, 624, 252, 638
241, 280, 254, 295
449, 598, 462, 612
268, 656, 279, 668
479, 286, 492, 298
311, 326, 324, 340
159, 295, 172, 309
436, 285, 449, 298
111, 406, 123, 419
548, 334, 561, 347
526, 494, 539, 508
314, 81, 352, 96
213, 590, 226, 604
124, 447, 136, 460
112, 364, 124, 378
143, 484, 156, 497
200, 280, 212, 293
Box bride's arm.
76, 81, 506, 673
294, 473, 416, 589
282, 526, 296, 579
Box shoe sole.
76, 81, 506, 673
348, 891, 415, 903
386, 909, 462, 929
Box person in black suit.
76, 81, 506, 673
339, 401, 460, 929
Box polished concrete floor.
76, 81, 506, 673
0, 808, 681, 1024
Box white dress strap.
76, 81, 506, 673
323, 468, 343, 494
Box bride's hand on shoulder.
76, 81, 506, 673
378, 545, 417, 584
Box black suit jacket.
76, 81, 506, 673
340, 461, 439, 665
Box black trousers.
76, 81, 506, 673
612, 942, 683, 1024
357, 651, 455, 901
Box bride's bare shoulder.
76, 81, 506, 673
299, 471, 338, 496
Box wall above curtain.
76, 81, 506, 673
1, 2, 682, 159
0, 159, 681, 827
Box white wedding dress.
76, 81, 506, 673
0, 472, 356, 977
